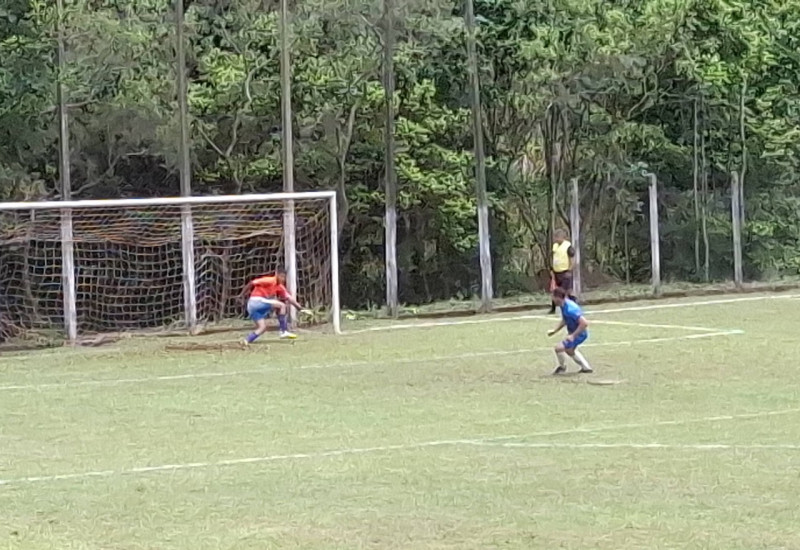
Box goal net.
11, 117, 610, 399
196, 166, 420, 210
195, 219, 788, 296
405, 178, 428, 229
0, 192, 339, 345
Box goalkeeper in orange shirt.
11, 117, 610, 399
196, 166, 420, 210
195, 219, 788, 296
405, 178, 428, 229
242, 268, 308, 343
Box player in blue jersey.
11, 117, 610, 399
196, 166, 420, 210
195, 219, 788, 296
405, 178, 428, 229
547, 287, 593, 375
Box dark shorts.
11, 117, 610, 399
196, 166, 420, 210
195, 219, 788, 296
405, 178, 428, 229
562, 332, 588, 350
247, 299, 273, 321
554, 271, 573, 292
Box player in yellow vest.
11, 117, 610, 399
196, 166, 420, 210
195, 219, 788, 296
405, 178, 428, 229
548, 229, 577, 314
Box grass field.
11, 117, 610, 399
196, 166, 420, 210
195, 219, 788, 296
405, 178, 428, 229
2, 292, 800, 549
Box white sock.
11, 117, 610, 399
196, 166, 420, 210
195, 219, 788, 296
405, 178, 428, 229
555, 350, 566, 368
571, 351, 591, 370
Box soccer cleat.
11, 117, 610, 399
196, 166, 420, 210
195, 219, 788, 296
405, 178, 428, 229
279, 331, 297, 340
552, 365, 567, 375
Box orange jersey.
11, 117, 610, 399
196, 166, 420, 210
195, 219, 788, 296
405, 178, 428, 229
250, 275, 289, 300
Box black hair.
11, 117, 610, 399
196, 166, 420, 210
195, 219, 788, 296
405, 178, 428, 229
551, 287, 568, 300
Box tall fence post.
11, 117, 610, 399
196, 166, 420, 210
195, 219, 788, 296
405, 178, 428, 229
644, 171, 662, 296
329, 193, 342, 334
56, 0, 77, 343
464, 0, 493, 312
383, 0, 398, 318
280, 0, 298, 321
731, 171, 744, 288
569, 177, 582, 296
176, 0, 197, 332
59, 210, 77, 343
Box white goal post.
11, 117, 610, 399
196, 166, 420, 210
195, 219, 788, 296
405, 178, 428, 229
0, 191, 341, 343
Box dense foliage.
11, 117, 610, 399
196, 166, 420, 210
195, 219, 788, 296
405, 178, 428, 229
2, 0, 799, 308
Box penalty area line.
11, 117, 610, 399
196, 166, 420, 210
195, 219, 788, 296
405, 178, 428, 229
0, 330, 742, 393
347, 317, 734, 335
345, 293, 798, 334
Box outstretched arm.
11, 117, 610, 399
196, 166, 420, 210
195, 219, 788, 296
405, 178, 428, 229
285, 295, 304, 311
277, 286, 308, 313
548, 319, 566, 337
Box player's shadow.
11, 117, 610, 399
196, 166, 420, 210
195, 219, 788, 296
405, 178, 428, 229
539, 372, 591, 384
539, 372, 625, 387
541, 372, 583, 378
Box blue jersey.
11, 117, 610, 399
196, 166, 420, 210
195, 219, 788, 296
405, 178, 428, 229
560, 299, 586, 334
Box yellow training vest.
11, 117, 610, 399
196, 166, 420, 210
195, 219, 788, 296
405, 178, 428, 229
552, 240, 572, 273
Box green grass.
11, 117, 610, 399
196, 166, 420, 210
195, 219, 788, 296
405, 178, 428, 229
2, 291, 800, 549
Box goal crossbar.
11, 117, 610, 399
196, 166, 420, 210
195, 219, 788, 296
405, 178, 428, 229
0, 191, 341, 343
0, 191, 336, 212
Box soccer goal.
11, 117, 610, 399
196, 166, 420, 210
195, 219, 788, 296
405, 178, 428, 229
0, 191, 340, 344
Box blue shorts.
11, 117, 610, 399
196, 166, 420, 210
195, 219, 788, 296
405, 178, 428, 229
247, 299, 273, 321
562, 332, 588, 350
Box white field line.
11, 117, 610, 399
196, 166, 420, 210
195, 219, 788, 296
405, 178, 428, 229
1, 406, 797, 487
0, 315, 717, 364
0, 330, 742, 393
588, 293, 800, 314
0, 316, 707, 364
345, 293, 800, 334
0, 318, 673, 365
462, 441, 800, 451
480, 406, 798, 442
345, 315, 713, 334
0, 439, 471, 487
585, 320, 723, 332
2, 292, 780, 362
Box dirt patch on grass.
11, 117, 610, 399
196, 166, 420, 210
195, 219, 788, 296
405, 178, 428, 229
164, 341, 247, 352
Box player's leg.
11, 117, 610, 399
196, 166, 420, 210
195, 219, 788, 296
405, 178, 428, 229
548, 273, 561, 314
244, 300, 272, 344
564, 335, 592, 373
272, 300, 297, 339
552, 341, 568, 374
553, 335, 592, 374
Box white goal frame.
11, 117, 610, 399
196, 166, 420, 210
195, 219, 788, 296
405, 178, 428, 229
0, 191, 341, 341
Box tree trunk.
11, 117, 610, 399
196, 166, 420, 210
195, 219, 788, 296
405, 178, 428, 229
739, 78, 747, 240
336, 102, 359, 237
543, 106, 559, 268
623, 221, 630, 285
700, 101, 710, 282
692, 98, 701, 276
606, 203, 619, 273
